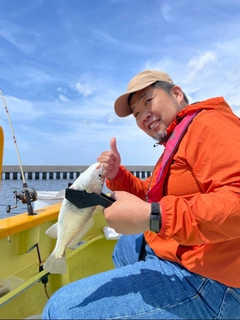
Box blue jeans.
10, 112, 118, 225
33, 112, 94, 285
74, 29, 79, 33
42, 234, 240, 319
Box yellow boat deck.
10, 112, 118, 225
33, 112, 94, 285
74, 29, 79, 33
0, 203, 116, 319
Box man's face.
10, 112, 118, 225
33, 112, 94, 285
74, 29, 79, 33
129, 85, 184, 144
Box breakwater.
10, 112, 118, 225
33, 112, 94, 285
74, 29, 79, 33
1, 165, 154, 180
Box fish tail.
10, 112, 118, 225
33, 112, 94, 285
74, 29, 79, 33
43, 251, 67, 274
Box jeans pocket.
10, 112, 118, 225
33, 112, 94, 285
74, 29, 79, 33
215, 288, 240, 319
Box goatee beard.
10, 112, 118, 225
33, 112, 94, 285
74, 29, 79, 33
153, 130, 168, 145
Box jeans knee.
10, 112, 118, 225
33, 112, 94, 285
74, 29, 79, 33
112, 235, 125, 267
112, 234, 144, 267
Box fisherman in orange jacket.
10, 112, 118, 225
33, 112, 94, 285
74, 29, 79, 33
43, 70, 240, 319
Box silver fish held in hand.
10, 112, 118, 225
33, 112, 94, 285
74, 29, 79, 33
43, 162, 105, 274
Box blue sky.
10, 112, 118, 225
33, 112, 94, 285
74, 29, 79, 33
0, 0, 240, 166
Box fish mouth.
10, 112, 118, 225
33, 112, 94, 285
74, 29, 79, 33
86, 186, 103, 194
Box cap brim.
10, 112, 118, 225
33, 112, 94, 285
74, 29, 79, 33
114, 93, 132, 117
114, 80, 157, 117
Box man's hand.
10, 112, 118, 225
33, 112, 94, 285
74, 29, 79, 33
97, 137, 121, 180
103, 191, 152, 234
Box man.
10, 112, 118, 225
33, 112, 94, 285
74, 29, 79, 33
43, 70, 240, 319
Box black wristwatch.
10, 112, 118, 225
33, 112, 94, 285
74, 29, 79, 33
150, 202, 161, 232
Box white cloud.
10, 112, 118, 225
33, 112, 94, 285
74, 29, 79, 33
161, 2, 172, 22
187, 51, 217, 69
1, 95, 43, 119
184, 51, 217, 84
216, 37, 240, 56
0, 24, 35, 54
57, 87, 67, 94
1, 0, 240, 166
144, 58, 173, 72
74, 82, 93, 96
58, 94, 70, 103
91, 29, 119, 46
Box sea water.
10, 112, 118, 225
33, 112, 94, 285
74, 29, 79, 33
0, 179, 111, 219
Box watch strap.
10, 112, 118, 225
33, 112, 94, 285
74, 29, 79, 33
150, 202, 161, 232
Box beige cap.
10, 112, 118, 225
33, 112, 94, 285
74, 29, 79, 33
114, 70, 174, 117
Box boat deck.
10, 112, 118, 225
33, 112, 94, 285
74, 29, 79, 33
0, 204, 116, 319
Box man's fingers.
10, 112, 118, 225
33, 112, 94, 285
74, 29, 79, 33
110, 137, 119, 155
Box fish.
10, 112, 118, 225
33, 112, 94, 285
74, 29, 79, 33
43, 162, 105, 274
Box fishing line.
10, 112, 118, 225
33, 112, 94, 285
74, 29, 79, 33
0, 89, 37, 215
0, 89, 26, 183
1, 90, 50, 299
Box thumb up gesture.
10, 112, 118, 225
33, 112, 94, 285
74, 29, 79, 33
97, 137, 121, 180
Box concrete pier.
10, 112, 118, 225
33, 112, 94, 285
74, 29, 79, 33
1, 165, 154, 180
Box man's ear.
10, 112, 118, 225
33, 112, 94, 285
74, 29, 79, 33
171, 86, 188, 108
171, 86, 183, 97
171, 86, 184, 99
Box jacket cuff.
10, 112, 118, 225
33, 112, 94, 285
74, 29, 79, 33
106, 165, 125, 189
158, 200, 167, 236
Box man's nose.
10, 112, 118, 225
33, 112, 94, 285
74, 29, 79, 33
141, 110, 151, 122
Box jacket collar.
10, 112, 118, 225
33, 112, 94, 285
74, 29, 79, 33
166, 97, 232, 138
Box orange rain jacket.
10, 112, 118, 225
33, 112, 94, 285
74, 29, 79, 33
106, 97, 240, 288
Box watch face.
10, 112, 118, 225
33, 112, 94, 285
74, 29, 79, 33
150, 202, 160, 232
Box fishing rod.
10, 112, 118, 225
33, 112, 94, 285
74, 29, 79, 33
0, 89, 37, 215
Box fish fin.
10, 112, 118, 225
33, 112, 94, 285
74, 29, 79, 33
55, 189, 65, 198
46, 223, 58, 239
43, 251, 67, 274
67, 217, 94, 250
67, 241, 86, 250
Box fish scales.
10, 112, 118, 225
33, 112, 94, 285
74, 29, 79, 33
43, 163, 105, 274
54, 204, 95, 258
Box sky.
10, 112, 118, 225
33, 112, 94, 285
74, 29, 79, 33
0, 0, 240, 166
